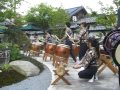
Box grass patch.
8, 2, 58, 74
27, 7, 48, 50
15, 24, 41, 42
0, 55, 44, 88
0, 69, 26, 88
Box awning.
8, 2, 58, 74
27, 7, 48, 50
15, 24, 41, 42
0, 25, 8, 29
21, 23, 42, 31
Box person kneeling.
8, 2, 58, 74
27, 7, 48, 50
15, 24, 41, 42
76, 37, 100, 82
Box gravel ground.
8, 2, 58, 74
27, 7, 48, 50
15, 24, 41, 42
0, 65, 52, 90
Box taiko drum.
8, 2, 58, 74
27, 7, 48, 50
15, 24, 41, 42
55, 44, 70, 58
45, 43, 57, 55
103, 30, 120, 55
31, 44, 41, 52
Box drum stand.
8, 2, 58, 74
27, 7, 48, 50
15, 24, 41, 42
97, 54, 118, 75
52, 55, 71, 85
43, 53, 53, 61
52, 55, 68, 67
51, 69, 71, 85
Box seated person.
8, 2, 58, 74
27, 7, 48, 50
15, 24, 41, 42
73, 37, 100, 81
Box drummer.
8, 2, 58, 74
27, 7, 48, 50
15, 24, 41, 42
60, 22, 77, 63
76, 22, 89, 61
45, 30, 53, 44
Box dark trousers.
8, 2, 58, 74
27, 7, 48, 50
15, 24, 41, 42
78, 66, 98, 79
79, 42, 88, 60
65, 39, 76, 62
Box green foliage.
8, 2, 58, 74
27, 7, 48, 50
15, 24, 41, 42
0, 44, 6, 49
9, 44, 21, 61
1, 64, 11, 72
0, 69, 26, 88
113, 0, 120, 9
25, 3, 70, 34
96, 1, 117, 27
86, 7, 98, 17
3, 29, 31, 50
52, 28, 65, 38
88, 0, 119, 28
0, 0, 24, 25
0, 43, 12, 49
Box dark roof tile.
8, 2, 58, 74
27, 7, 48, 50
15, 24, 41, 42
66, 6, 86, 16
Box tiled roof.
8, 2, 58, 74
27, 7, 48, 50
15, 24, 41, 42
89, 25, 112, 31
24, 31, 44, 35
66, 6, 87, 16
89, 25, 105, 30
77, 17, 96, 24
0, 21, 14, 26
70, 22, 79, 29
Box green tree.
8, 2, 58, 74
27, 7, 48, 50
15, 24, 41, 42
3, 29, 30, 48
0, 0, 24, 25
113, 0, 120, 9
87, 0, 119, 28
96, 1, 117, 28
25, 3, 70, 34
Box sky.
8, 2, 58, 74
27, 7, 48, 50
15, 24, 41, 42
17, 0, 115, 15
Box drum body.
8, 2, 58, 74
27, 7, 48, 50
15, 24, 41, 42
45, 43, 56, 55
72, 44, 80, 57
31, 44, 41, 52
55, 44, 70, 58
103, 30, 120, 55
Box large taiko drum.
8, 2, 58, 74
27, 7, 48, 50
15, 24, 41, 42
103, 30, 120, 55
72, 44, 80, 57
45, 43, 57, 55
55, 44, 70, 59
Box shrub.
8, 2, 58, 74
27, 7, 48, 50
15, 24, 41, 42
9, 44, 21, 61
0, 43, 12, 50
1, 64, 11, 72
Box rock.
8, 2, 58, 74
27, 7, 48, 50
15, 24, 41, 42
9, 60, 40, 77
0, 70, 2, 72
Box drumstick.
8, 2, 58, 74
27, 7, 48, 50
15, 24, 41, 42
52, 35, 61, 43
66, 32, 75, 44
55, 35, 61, 41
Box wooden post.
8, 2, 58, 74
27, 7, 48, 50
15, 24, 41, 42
118, 66, 120, 86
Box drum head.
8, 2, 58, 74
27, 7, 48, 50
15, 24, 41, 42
57, 44, 70, 48
47, 43, 56, 45
112, 41, 120, 66
72, 44, 80, 47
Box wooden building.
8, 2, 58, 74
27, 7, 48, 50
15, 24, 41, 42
66, 6, 87, 21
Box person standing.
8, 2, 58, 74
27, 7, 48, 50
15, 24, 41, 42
45, 30, 53, 43
77, 22, 89, 61
61, 22, 77, 63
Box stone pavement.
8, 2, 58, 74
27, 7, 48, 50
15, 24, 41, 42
35, 55, 120, 90
0, 55, 119, 90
